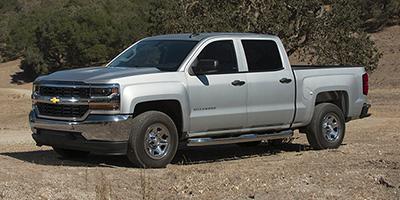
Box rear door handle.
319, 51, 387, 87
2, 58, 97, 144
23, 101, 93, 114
279, 78, 292, 84
231, 80, 246, 86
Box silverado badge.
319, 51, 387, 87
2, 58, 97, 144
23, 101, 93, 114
50, 97, 60, 104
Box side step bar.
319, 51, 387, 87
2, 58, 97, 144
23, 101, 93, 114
187, 130, 293, 147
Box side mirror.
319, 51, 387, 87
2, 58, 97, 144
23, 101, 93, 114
192, 59, 218, 75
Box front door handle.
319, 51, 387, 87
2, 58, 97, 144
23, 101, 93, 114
231, 80, 246, 86
279, 78, 292, 84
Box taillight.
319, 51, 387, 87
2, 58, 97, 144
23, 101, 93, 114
362, 73, 368, 95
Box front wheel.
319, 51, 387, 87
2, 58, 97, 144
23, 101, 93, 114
306, 103, 345, 150
127, 111, 178, 168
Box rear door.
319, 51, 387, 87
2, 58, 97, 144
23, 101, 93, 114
240, 39, 295, 128
186, 39, 247, 133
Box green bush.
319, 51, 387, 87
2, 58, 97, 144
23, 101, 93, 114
148, 0, 381, 72
2, 0, 399, 77
2, 0, 149, 77
20, 47, 47, 80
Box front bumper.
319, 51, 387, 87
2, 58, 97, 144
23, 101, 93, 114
32, 130, 128, 155
29, 111, 132, 155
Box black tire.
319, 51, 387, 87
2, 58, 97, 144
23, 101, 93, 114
127, 111, 178, 168
53, 147, 89, 158
236, 141, 261, 147
306, 103, 346, 150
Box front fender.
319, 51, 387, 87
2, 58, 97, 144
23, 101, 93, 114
120, 82, 190, 132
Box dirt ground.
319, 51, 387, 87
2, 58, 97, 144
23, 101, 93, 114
0, 27, 399, 200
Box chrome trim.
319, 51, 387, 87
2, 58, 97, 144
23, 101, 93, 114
33, 96, 90, 105
33, 105, 121, 122
33, 83, 119, 88
32, 82, 121, 121
33, 105, 91, 122
32, 94, 120, 105
187, 130, 293, 146
30, 110, 132, 141
188, 125, 289, 138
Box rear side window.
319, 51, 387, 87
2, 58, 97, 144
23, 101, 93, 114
241, 40, 283, 72
197, 40, 238, 74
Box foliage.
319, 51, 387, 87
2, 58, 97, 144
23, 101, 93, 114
0, 0, 149, 76
20, 47, 48, 79
149, 0, 382, 72
1, 0, 399, 77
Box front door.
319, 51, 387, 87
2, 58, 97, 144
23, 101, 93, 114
187, 40, 247, 132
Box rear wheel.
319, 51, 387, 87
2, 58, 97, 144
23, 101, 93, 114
53, 147, 89, 158
306, 103, 345, 150
127, 111, 178, 168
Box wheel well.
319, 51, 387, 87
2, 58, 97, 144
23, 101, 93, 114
315, 91, 349, 117
133, 100, 183, 139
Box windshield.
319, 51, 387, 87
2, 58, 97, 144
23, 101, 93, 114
108, 40, 198, 71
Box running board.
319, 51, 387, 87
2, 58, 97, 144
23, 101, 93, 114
187, 130, 293, 147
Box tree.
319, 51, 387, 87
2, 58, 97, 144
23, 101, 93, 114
18, 0, 149, 77
148, 0, 381, 72
2, 0, 392, 77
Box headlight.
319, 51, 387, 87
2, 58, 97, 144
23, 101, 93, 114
89, 84, 120, 111
90, 87, 119, 97
31, 84, 39, 105
32, 84, 39, 93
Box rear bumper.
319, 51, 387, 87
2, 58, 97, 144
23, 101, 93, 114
360, 103, 371, 119
29, 110, 132, 155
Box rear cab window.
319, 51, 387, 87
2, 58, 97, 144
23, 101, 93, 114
241, 40, 283, 72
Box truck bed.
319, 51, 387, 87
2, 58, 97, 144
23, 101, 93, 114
290, 64, 367, 128
292, 65, 362, 70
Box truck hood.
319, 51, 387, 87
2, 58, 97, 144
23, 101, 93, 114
36, 67, 162, 83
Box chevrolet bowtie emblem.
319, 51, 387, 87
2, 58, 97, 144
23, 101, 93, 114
50, 97, 60, 104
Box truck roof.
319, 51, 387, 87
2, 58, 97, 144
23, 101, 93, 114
144, 33, 278, 41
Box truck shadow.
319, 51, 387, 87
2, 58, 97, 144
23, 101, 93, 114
172, 143, 309, 165
0, 143, 309, 168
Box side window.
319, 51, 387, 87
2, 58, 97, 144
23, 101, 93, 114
196, 40, 238, 74
241, 40, 283, 72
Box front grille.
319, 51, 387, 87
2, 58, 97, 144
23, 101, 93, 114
39, 86, 90, 98
37, 103, 89, 118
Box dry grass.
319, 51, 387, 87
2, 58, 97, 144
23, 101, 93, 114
0, 26, 399, 199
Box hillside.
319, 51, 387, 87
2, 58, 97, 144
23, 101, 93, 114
0, 26, 398, 131
1, 26, 400, 88
0, 27, 399, 199
370, 25, 400, 88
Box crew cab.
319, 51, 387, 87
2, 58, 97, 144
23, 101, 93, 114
30, 33, 371, 168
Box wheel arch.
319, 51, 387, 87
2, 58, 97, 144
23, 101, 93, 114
298, 90, 350, 133
315, 90, 349, 118
133, 99, 185, 140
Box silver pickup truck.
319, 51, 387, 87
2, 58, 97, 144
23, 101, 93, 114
30, 33, 371, 168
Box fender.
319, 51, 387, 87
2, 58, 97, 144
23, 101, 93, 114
294, 74, 354, 127
120, 81, 190, 132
